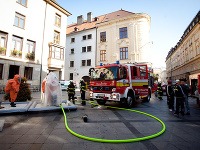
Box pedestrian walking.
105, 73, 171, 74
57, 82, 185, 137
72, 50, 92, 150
173, 79, 185, 117
166, 79, 175, 111
67, 81, 75, 104
80, 79, 86, 106
180, 78, 190, 115
157, 82, 163, 100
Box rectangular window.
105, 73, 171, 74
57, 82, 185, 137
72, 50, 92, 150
88, 34, 92, 39
49, 46, 64, 60
24, 67, 33, 80
139, 66, 147, 77
26, 40, 35, 53
82, 47, 86, 52
0, 64, 3, 80
12, 35, 23, 52
100, 50, 106, 61
70, 61, 74, 67
0, 31, 8, 55
70, 73, 73, 80
55, 13, 61, 27
120, 47, 128, 60
17, 0, 27, 7
119, 27, 127, 39
87, 59, 91, 66
54, 30, 60, 44
82, 35, 86, 40
71, 48, 74, 54
71, 38, 75, 43
14, 12, 25, 29
87, 46, 91, 52
82, 60, 86, 66
100, 32, 106, 42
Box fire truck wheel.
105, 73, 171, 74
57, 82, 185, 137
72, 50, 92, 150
146, 94, 151, 102
96, 100, 106, 105
126, 95, 134, 108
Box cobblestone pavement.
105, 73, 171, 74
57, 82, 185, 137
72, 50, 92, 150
0, 92, 200, 150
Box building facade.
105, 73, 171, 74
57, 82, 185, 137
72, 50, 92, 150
0, 0, 71, 92
66, 12, 98, 84
96, 10, 151, 65
165, 11, 200, 94
66, 10, 151, 83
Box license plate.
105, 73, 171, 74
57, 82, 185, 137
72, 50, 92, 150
97, 94, 104, 97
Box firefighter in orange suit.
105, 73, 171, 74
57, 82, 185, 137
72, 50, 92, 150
41, 74, 48, 104
5, 74, 21, 107
42, 78, 46, 93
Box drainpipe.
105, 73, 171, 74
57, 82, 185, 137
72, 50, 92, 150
95, 27, 98, 66
40, 2, 47, 89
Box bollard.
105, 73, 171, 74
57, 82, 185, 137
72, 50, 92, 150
82, 114, 88, 122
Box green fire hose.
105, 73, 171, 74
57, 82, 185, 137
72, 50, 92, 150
60, 103, 166, 143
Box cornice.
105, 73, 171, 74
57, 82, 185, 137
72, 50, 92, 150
43, 0, 71, 16
96, 13, 150, 27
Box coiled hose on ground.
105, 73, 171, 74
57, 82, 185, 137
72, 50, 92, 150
60, 102, 166, 143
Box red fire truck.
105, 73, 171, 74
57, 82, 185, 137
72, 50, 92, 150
89, 61, 155, 107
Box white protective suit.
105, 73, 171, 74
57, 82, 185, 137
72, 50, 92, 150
43, 72, 62, 106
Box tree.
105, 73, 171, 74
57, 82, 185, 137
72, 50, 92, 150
16, 77, 32, 101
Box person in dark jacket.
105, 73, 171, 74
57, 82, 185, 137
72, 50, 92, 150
180, 78, 190, 115
80, 79, 86, 105
157, 82, 163, 100
174, 79, 185, 117
67, 81, 75, 104
166, 80, 175, 111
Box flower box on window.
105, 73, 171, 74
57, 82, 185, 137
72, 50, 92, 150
11, 49, 22, 56
26, 51, 35, 60
0, 47, 6, 54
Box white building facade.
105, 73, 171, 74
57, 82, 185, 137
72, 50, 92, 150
0, 0, 71, 92
66, 12, 100, 84
65, 28, 96, 85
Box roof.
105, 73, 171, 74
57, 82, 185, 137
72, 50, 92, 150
44, 0, 72, 16
67, 15, 105, 35
67, 9, 135, 35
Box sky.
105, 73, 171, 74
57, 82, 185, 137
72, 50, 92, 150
57, 0, 200, 69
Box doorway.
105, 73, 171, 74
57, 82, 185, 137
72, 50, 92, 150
191, 79, 197, 95
9, 65, 19, 79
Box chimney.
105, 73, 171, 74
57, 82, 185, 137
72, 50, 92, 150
77, 15, 83, 25
87, 12, 92, 22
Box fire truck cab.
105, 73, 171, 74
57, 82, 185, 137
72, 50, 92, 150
89, 61, 154, 107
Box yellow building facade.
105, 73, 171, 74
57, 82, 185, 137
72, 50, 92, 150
166, 11, 200, 94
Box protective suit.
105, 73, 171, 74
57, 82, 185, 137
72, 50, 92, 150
41, 76, 47, 104
43, 72, 62, 106
5, 74, 21, 107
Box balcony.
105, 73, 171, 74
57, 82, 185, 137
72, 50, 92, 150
48, 58, 64, 69
48, 43, 64, 69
